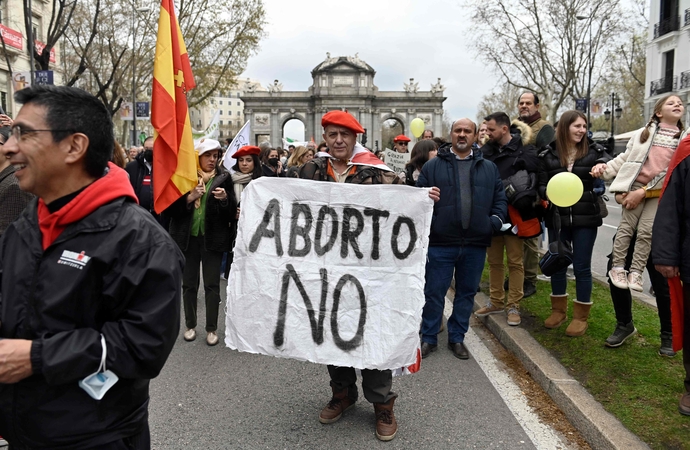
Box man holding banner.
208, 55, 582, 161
296, 110, 439, 441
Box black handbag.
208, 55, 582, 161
539, 207, 573, 276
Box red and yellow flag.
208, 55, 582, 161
151, 0, 197, 214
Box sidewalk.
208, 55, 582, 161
467, 285, 651, 450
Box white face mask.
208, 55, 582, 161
78, 334, 119, 400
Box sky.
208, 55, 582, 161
240, 0, 498, 140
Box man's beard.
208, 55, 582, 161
454, 141, 469, 151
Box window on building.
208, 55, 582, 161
219, 100, 223, 105
236, 93, 240, 98
237, 101, 241, 106
220, 120, 223, 125
0, 0, 4, 24
237, 111, 240, 116
220, 111, 223, 115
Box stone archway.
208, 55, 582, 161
282, 117, 306, 143
381, 117, 404, 151
242, 54, 446, 149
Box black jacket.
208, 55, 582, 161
124, 153, 152, 211
0, 197, 183, 449
652, 153, 690, 282
165, 169, 237, 252
480, 135, 540, 218
538, 140, 611, 229
417, 145, 507, 247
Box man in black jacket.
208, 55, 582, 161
125, 136, 168, 227
476, 112, 540, 326
0, 85, 183, 448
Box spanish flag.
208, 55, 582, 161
151, 0, 197, 214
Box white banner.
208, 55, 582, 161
222, 120, 251, 172
192, 110, 220, 144
384, 148, 410, 173
225, 178, 433, 370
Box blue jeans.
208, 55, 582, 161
421, 245, 487, 345
547, 226, 597, 303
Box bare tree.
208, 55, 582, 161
469, 0, 627, 121
476, 84, 522, 123
22, 0, 77, 71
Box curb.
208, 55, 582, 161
472, 290, 650, 450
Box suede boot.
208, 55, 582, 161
544, 294, 568, 329
374, 397, 398, 441
565, 300, 592, 337
319, 386, 356, 424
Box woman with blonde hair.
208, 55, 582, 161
286, 145, 315, 177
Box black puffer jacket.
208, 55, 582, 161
165, 169, 237, 252
538, 140, 611, 228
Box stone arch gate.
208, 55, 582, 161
242, 54, 447, 149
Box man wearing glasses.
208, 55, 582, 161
393, 134, 410, 153
0, 85, 183, 448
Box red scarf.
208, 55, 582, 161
36, 163, 138, 250
660, 135, 690, 351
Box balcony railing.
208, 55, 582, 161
654, 15, 681, 38
650, 76, 678, 96
681, 71, 690, 90
686, 8, 690, 27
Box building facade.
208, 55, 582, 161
0, 0, 61, 116
189, 77, 266, 140
645, 0, 690, 123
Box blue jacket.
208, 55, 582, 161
417, 145, 508, 247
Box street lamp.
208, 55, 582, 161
603, 93, 622, 138
132, 6, 151, 147
576, 14, 593, 131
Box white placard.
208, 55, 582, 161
384, 148, 411, 173
225, 178, 433, 370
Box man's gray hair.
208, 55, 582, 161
258, 141, 271, 152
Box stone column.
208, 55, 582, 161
271, 108, 280, 148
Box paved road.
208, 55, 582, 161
148, 281, 573, 449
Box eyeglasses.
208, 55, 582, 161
11, 125, 75, 141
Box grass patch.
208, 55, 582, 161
480, 266, 690, 449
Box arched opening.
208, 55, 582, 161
381, 118, 404, 151
282, 118, 306, 148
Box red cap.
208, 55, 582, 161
234, 145, 261, 158
394, 135, 411, 143
321, 110, 365, 134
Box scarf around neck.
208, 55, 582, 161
520, 111, 542, 124
231, 172, 253, 204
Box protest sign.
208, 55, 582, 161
384, 148, 410, 173
225, 178, 433, 370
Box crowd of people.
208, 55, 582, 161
1, 83, 690, 449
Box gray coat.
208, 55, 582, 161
0, 165, 33, 237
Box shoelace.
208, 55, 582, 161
377, 409, 393, 424
507, 308, 519, 316
327, 398, 343, 410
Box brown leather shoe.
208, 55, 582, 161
374, 397, 397, 441
319, 387, 356, 424
680, 392, 690, 416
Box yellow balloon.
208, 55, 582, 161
410, 118, 425, 138
546, 172, 584, 207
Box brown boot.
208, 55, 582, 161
319, 386, 356, 424
544, 294, 568, 329
565, 300, 592, 337
374, 397, 398, 441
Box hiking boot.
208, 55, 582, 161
604, 321, 636, 348
628, 271, 644, 292
506, 307, 521, 326
374, 397, 398, 441
522, 281, 537, 298
608, 267, 628, 290
544, 294, 568, 329
659, 332, 676, 357
319, 387, 357, 424
680, 392, 690, 416
476, 302, 503, 317
565, 300, 592, 337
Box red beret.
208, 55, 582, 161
321, 110, 365, 134
394, 135, 411, 143
234, 145, 261, 158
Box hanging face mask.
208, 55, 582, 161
78, 334, 119, 400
